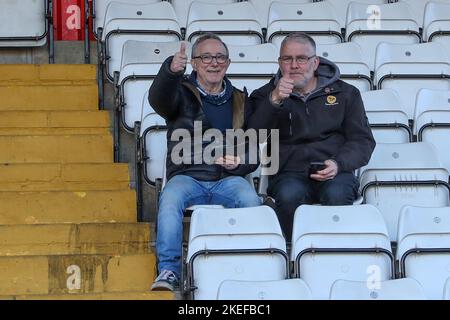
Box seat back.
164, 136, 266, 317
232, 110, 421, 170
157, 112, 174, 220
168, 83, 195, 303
92, 0, 161, 38
400, 0, 450, 30
414, 88, 450, 173
171, 0, 236, 30
330, 278, 426, 300
0, 0, 48, 47
185, 2, 263, 45
317, 42, 372, 92
361, 89, 411, 143
360, 142, 450, 241
217, 279, 312, 300
374, 42, 450, 120
397, 205, 450, 299
346, 2, 420, 71
423, 1, 450, 47
187, 206, 288, 300
322, 0, 388, 29
247, 0, 311, 28
291, 204, 393, 299
267, 1, 342, 49
102, 1, 181, 81
226, 43, 278, 94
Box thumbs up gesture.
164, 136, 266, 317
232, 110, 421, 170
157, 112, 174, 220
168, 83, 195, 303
271, 74, 294, 104
170, 42, 188, 74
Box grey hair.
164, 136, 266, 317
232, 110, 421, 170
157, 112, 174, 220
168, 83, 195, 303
280, 32, 316, 55
191, 33, 229, 58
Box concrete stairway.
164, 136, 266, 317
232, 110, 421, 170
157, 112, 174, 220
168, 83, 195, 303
0, 65, 171, 300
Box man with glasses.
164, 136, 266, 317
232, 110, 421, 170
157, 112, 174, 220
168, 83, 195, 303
249, 32, 375, 240
149, 33, 261, 292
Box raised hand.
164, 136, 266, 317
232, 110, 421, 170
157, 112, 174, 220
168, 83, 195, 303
170, 42, 188, 73
270, 75, 294, 104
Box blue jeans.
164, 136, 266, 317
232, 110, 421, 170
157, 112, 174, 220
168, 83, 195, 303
156, 175, 262, 278
268, 172, 359, 241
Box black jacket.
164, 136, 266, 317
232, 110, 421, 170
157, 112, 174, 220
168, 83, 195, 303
149, 57, 258, 181
248, 57, 375, 176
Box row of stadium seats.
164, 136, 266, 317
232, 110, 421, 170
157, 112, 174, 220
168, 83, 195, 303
95, 1, 450, 81
91, 0, 450, 39
183, 204, 450, 300
1, 0, 449, 64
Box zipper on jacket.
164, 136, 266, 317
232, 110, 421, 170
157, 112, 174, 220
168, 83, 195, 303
289, 112, 293, 136
305, 102, 310, 116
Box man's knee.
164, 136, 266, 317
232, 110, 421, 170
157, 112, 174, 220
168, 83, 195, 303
229, 178, 262, 207
320, 184, 356, 205
271, 183, 313, 210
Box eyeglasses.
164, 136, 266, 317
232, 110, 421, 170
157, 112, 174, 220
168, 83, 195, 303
279, 55, 316, 65
192, 54, 229, 64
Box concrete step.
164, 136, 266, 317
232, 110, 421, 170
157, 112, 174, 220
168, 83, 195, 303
0, 128, 110, 136
0, 163, 131, 192
0, 85, 98, 110
0, 253, 156, 295
11, 291, 174, 300
0, 223, 151, 256
0, 64, 96, 84
0, 135, 113, 163
0, 111, 110, 129
0, 190, 136, 224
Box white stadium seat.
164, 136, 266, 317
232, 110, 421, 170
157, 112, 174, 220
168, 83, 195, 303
118, 40, 192, 131
247, 0, 311, 29
226, 43, 279, 94
267, 1, 342, 49
399, 0, 450, 30
374, 42, 450, 120
414, 89, 450, 174
322, 0, 388, 29
291, 204, 394, 300
444, 277, 450, 300
171, 0, 236, 30
0, 0, 50, 48
346, 2, 421, 71
91, 0, 161, 38
316, 42, 372, 92
185, 2, 263, 46
359, 142, 450, 241
397, 205, 450, 299
217, 279, 312, 300
361, 89, 412, 143
423, 1, 450, 47
330, 278, 426, 300
140, 110, 167, 187
186, 206, 288, 300
100, 1, 181, 81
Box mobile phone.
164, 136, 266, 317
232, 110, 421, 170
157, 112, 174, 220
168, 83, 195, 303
309, 161, 327, 175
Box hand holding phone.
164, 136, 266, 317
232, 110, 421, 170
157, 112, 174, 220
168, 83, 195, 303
309, 160, 339, 181
309, 161, 327, 176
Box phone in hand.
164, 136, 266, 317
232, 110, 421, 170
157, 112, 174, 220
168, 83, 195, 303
309, 161, 327, 175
